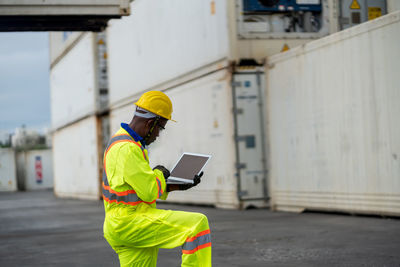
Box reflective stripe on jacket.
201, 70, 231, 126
102, 127, 167, 209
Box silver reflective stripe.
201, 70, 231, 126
182, 233, 212, 251
102, 186, 142, 204
107, 134, 145, 152
156, 178, 163, 198
103, 169, 109, 186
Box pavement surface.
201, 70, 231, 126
0, 191, 399, 267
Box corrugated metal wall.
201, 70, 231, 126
266, 11, 400, 215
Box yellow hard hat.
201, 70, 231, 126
135, 91, 176, 122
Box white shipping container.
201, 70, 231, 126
47, 0, 400, 209
16, 150, 53, 190
107, 0, 230, 108
265, 11, 400, 215
0, 0, 130, 32
50, 33, 98, 128
53, 116, 101, 200
109, 68, 269, 209
388, 0, 400, 13
49, 32, 84, 66
0, 0, 130, 15
110, 70, 239, 208
0, 149, 17, 192
106, 0, 342, 109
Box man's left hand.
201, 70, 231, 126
153, 165, 170, 179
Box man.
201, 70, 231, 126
102, 91, 212, 267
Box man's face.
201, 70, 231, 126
145, 119, 167, 145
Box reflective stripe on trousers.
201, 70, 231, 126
182, 229, 212, 254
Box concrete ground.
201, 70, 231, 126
0, 191, 399, 267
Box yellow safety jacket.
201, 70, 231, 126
102, 127, 168, 212
103, 126, 212, 267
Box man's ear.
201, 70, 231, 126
145, 119, 154, 129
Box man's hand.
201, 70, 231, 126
167, 172, 204, 192
153, 165, 170, 179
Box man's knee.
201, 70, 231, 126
199, 213, 209, 224
191, 212, 209, 230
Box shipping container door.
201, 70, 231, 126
232, 72, 268, 201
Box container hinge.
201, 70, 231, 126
231, 81, 241, 87
236, 163, 247, 169
238, 190, 248, 197
236, 135, 256, 148
256, 74, 261, 86
236, 135, 248, 142
339, 17, 350, 25
234, 108, 243, 115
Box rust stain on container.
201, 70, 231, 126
211, 1, 215, 15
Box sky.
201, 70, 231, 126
0, 32, 50, 134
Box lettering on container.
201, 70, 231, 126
35, 156, 43, 184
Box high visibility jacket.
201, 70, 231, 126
102, 127, 168, 212
103, 126, 212, 267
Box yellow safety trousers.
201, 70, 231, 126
103, 127, 212, 267
104, 204, 211, 267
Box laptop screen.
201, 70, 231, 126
170, 154, 210, 180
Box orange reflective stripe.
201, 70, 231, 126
186, 229, 211, 242
102, 182, 136, 196
182, 242, 212, 255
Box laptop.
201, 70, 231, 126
167, 153, 212, 184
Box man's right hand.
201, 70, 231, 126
167, 172, 204, 192
178, 171, 203, 191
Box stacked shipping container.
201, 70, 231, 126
104, 0, 340, 208
0, 149, 17, 192
265, 11, 400, 215
50, 32, 107, 200
50, 0, 400, 214
16, 149, 53, 190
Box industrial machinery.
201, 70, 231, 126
237, 0, 329, 39
339, 0, 387, 29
